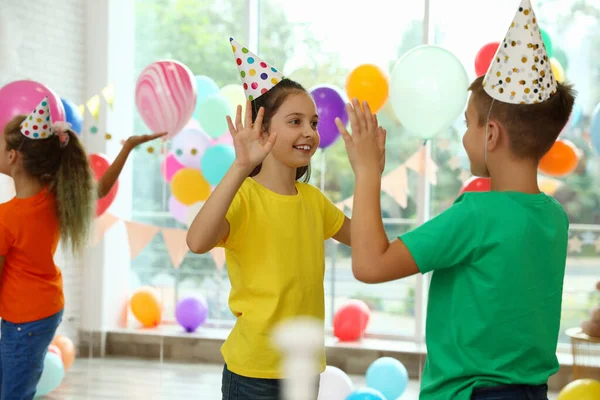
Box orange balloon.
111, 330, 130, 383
171, 168, 211, 205
130, 287, 162, 328
47, 344, 62, 359
539, 139, 579, 177
345, 64, 389, 113
51, 335, 75, 370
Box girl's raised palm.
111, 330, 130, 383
226, 100, 278, 172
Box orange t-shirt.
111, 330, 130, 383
0, 188, 64, 323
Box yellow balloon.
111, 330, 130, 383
171, 168, 211, 205
220, 84, 247, 117
557, 379, 600, 400
551, 58, 565, 83
538, 177, 562, 195
130, 287, 161, 328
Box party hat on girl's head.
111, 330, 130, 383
483, 0, 557, 105
230, 37, 284, 101
19, 97, 53, 139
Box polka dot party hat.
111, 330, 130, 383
483, 0, 557, 105
19, 97, 54, 139
230, 37, 284, 101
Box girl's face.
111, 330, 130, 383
265, 92, 320, 168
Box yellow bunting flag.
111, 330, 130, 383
86, 95, 101, 121
78, 104, 85, 117
101, 84, 115, 109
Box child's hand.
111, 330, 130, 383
226, 100, 278, 172
335, 99, 387, 176
124, 132, 167, 150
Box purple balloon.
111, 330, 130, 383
310, 85, 348, 149
175, 296, 208, 332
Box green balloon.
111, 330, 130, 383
197, 94, 233, 139
540, 29, 554, 58
553, 48, 569, 72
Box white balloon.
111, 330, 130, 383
185, 201, 205, 226
317, 365, 355, 400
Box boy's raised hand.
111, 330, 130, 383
226, 100, 278, 173
335, 99, 387, 176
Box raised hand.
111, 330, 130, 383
335, 99, 387, 176
124, 132, 167, 150
226, 100, 278, 172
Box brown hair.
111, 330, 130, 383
3, 115, 96, 254
249, 78, 311, 182
468, 76, 576, 161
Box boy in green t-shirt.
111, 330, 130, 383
335, 0, 576, 399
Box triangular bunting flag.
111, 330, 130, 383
101, 84, 115, 109
124, 221, 159, 260
87, 95, 100, 121
210, 247, 226, 270
89, 213, 120, 246
161, 228, 189, 269
405, 147, 438, 185
382, 166, 408, 208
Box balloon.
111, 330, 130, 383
590, 103, 600, 155
171, 168, 211, 205
89, 153, 118, 217
196, 94, 233, 139
318, 366, 355, 400
184, 201, 205, 226
553, 48, 569, 72
539, 139, 579, 177
0, 80, 66, 136
550, 58, 565, 83
366, 357, 408, 400
130, 287, 162, 328
51, 335, 75, 370
60, 98, 83, 135
539, 177, 562, 196
200, 144, 236, 186
459, 177, 491, 196
35, 352, 64, 397
310, 84, 348, 149
345, 64, 389, 113
47, 344, 62, 359
135, 60, 197, 139
540, 29, 554, 58
168, 196, 189, 225
474, 42, 500, 77
557, 379, 600, 400
333, 300, 371, 342
210, 131, 234, 147
569, 103, 582, 128
171, 125, 212, 168
175, 296, 209, 332
194, 75, 219, 109
345, 388, 386, 400
390, 45, 469, 139
220, 84, 247, 116
161, 153, 185, 183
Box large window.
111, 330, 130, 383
128, 0, 600, 344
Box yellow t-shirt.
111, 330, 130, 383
219, 177, 345, 379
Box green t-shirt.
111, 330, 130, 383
401, 191, 568, 400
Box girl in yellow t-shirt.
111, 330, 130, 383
187, 38, 385, 400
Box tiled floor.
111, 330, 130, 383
44, 357, 559, 399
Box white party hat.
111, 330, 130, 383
483, 0, 557, 105
19, 97, 53, 139
230, 37, 284, 101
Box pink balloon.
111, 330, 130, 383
135, 61, 197, 139
161, 153, 185, 182
0, 80, 66, 136
210, 131, 234, 146
169, 196, 189, 225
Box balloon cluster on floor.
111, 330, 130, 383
129, 286, 209, 332
36, 335, 76, 397
318, 357, 409, 400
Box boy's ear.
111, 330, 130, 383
486, 119, 504, 152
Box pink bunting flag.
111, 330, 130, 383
89, 213, 120, 246
210, 247, 226, 270
382, 166, 409, 208
161, 228, 189, 269
124, 221, 159, 259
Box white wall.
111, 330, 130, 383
0, 0, 87, 341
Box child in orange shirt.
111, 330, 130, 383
0, 97, 163, 400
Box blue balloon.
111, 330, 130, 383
193, 76, 219, 119
346, 387, 386, 400
200, 144, 235, 186
60, 97, 83, 135
591, 103, 600, 156
36, 352, 65, 397
365, 357, 408, 400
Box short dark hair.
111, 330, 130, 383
249, 78, 311, 182
468, 76, 576, 161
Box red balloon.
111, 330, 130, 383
333, 300, 371, 342
89, 153, 118, 217
459, 177, 491, 196
474, 42, 500, 76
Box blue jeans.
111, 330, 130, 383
471, 384, 549, 400
0, 310, 63, 400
